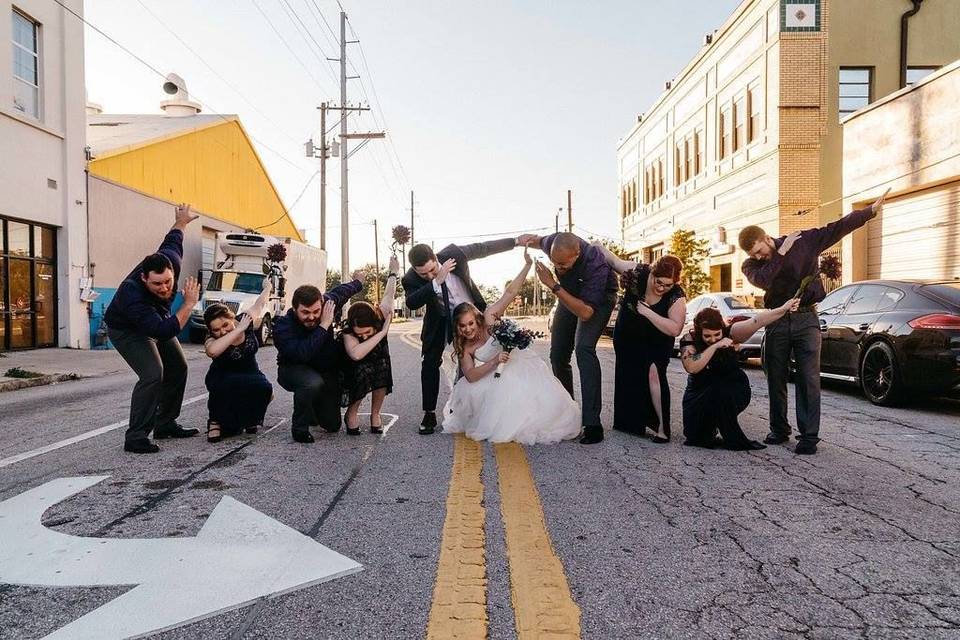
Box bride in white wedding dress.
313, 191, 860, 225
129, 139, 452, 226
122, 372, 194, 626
442, 250, 582, 444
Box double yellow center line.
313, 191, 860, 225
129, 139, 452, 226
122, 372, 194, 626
428, 434, 581, 639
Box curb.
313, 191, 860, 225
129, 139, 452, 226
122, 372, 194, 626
0, 373, 83, 394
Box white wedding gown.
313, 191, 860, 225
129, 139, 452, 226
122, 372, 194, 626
442, 336, 582, 444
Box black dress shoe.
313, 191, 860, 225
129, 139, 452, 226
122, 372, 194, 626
154, 424, 200, 439
579, 431, 604, 445
420, 412, 437, 434
292, 430, 315, 443
795, 440, 818, 455
124, 439, 160, 454
747, 440, 768, 450
763, 432, 790, 445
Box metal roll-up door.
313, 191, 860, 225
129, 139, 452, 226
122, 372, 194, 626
866, 182, 960, 280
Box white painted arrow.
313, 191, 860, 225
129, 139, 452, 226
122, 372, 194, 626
0, 476, 363, 639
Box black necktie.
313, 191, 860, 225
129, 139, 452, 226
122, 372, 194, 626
441, 282, 453, 340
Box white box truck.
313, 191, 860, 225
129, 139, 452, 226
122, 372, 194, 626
188, 231, 327, 344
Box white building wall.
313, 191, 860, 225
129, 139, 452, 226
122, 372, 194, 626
0, 0, 88, 348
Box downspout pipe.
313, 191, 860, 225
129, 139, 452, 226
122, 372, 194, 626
900, 0, 925, 89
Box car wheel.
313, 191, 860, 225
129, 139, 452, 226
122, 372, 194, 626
859, 341, 903, 406
256, 315, 272, 347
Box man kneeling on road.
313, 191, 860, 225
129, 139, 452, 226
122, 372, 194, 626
105, 203, 201, 454
273, 272, 365, 443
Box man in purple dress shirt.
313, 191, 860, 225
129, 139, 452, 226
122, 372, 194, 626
739, 190, 888, 455
526, 232, 618, 444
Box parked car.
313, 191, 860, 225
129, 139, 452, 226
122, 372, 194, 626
780, 280, 960, 406
673, 292, 764, 360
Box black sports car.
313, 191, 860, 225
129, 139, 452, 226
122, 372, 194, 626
803, 280, 960, 405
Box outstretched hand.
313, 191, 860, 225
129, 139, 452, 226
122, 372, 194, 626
388, 254, 400, 275
173, 203, 199, 230
181, 276, 201, 306
870, 188, 891, 216
778, 297, 801, 314
778, 231, 802, 256
319, 299, 336, 329
516, 234, 539, 248
523, 247, 532, 266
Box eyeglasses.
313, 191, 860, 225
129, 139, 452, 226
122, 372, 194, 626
653, 279, 673, 289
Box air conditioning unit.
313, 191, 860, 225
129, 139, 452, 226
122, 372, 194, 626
704, 33, 713, 45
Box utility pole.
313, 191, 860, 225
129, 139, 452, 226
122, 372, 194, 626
567, 189, 573, 232
319, 102, 327, 250
326, 10, 384, 280
556, 207, 562, 234
373, 219, 380, 303
410, 190, 415, 247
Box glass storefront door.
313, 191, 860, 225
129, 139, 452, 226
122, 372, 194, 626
1, 216, 57, 350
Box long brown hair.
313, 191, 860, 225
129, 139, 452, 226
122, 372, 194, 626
451, 302, 485, 363
651, 255, 683, 281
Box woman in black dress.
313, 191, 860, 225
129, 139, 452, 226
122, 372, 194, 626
202, 286, 273, 443
341, 255, 399, 435
597, 246, 687, 442
679, 298, 798, 450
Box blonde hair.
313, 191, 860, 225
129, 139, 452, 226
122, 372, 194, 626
451, 302, 485, 364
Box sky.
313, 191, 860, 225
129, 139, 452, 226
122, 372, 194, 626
83, 0, 743, 288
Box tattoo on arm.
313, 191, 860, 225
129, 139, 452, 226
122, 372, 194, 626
691, 353, 702, 361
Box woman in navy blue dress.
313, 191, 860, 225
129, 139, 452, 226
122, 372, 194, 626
202, 286, 273, 442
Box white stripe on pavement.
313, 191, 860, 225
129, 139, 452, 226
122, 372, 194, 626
0, 393, 210, 469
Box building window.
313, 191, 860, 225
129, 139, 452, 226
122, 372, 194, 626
674, 143, 682, 187
12, 10, 40, 119
694, 129, 703, 175
719, 107, 731, 159
733, 95, 746, 152
657, 158, 664, 198
643, 169, 650, 205
1, 216, 57, 350
839, 67, 872, 119
906, 66, 938, 86
748, 88, 760, 143
683, 137, 692, 182
631, 178, 638, 212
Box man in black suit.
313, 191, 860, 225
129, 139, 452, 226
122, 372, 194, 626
403, 235, 535, 434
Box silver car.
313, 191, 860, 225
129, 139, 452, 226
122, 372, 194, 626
674, 292, 764, 359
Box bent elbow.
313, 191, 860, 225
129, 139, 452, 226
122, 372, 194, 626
577, 308, 595, 322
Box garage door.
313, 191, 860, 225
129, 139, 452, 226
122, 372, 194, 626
866, 182, 960, 280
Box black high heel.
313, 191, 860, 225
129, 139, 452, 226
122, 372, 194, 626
370, 416, 383, 435
206, 420, 222, 443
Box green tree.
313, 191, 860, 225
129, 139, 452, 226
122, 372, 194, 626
669, 229, 710, 298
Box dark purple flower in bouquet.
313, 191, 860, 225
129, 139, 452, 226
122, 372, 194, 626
795, 253, 843, 298
266, 242, 287, 263
490, 318, 545, 377
391, 225, 411, 252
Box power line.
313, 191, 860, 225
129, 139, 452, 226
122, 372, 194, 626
133, 0, 306, 148
249, 0, 333, 95
57, 0, 310, 175
276, 0, 340, 87
418, 226, 554, 243
253, 170, 319, 230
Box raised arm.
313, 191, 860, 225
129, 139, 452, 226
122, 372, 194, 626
729, 297, 799, 343
343, 327, 389, 361
636, 295, 686, 337
380, 255, 400, 319
485, 249, 533, 321
457, 237, 518, 262
813, 189, 887, 252
592, 242, 638, 275
205, 315, 252, 358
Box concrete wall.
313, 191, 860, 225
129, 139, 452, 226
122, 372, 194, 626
823, 0, 960, 226
87, 175, 243, 347
0, 0, 88, 347
841, 60, 960, 283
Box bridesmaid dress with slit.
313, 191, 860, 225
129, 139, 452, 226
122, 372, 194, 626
612, 265, 684, 438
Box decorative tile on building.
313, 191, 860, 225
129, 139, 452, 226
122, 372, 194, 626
781, 1, 820, 32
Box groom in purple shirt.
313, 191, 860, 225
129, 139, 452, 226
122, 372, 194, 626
739, 190, 888, 455
526, 232, 618, 444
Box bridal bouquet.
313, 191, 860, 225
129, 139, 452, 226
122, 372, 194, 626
794, 253, 842, 299
490, 318, 544, 378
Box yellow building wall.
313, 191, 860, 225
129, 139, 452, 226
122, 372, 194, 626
88, 120, 302, 241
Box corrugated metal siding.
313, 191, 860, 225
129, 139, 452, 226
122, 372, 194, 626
866, 182, 960, 280
89, 120, 302, 240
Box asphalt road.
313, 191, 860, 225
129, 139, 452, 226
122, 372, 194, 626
1, 320, 959, 639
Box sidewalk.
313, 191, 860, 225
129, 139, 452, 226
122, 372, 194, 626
0, 345, 207, 393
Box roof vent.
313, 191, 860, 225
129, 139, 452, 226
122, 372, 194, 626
160, 73, 202, 117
